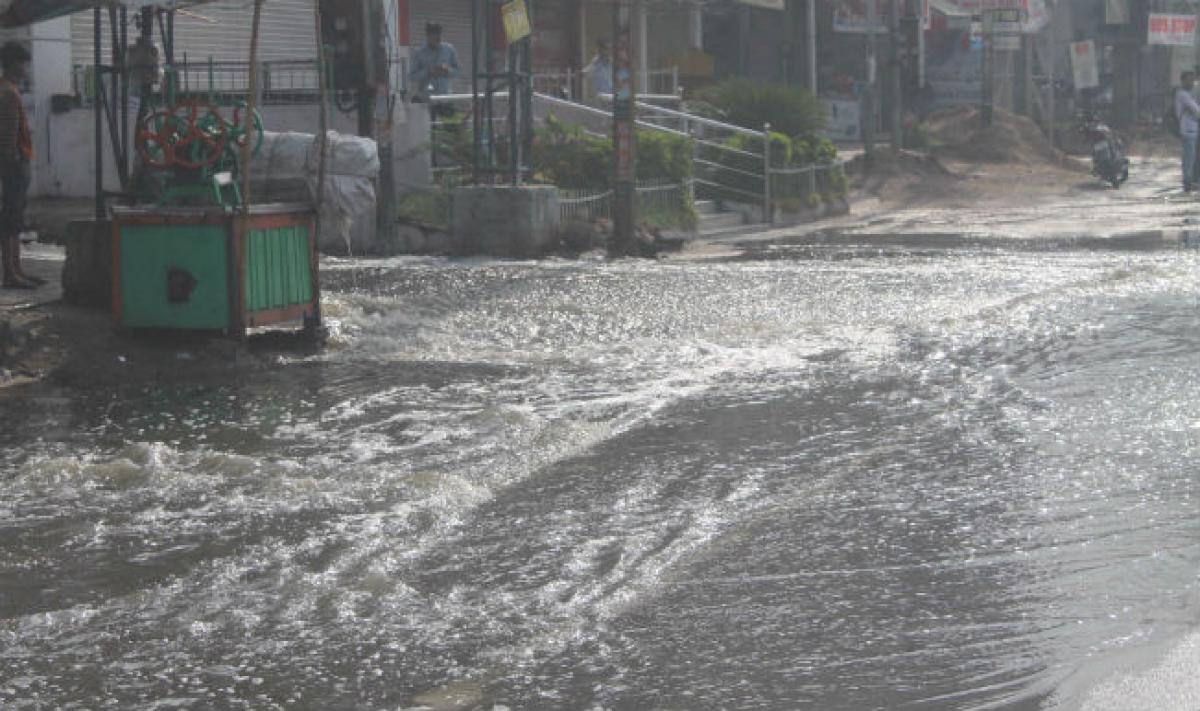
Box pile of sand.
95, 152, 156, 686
845, 147, 959, 198
924, 106, 1067, 166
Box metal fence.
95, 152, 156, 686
73, 57, 410, 106
559, 179, 691, 225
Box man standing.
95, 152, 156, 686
409, 23, 460, 100
0, 42, 39, 289
583, 38, 613, 101
1176, 71, 1200, 192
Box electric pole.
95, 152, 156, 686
890, 0, 902, 149
611, 0, 637, 257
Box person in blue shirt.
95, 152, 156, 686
583, 38, 613, 101
410, 23, 460, 100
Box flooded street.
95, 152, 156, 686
4, 182, 1200, 708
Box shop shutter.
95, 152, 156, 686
71, 0, 318, 68
408, 0, 473, 89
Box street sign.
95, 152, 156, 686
1070, 40, 1100, 90
1147, 13, 1197, 47
501, 0, 531, 44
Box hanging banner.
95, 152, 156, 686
501, 0, 532, 44
833, 0, 888, 33
931, 0, 1046, 33
1070, 40, 1100, 90
1148, 13, 1198, 47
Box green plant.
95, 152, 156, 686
692, 79, 827, 137
533, 113, 613, 189
397, 190, 450, 227
533, 115, 697, 230
636, 130, 692, 183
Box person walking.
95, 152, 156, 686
1176, 71, 1200, 192
583, 38, 613, 102
0, 41, 39, 289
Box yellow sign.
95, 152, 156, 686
502, 0, 532, 44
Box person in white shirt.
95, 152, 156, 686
1175, 71, 1200, 191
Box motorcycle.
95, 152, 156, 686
1077, 111, 1129, 188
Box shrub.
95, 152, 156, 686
636, 130, 692, 183
533, 114, 696, 229
692, 79, 827, 137
397, 190, 450, 227
533, 113, 613, 189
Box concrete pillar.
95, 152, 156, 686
636, 0, 648, 93
688, 3, 703, 50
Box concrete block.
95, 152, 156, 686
62, 219, 112, 310
452, 185, 560, 258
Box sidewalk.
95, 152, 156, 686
0, 243, 64, 311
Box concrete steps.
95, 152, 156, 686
696, 200, 747, 236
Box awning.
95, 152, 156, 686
929, 0, 977, 17
737, 0, 785, 10
1, 1, 213, 28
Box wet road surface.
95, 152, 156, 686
2, 158, 1200, 710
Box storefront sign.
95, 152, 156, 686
1070, 40, 1100, 90
1148, 13, 1197, 47
501, 0, 531, 44
833, 0, 888, 33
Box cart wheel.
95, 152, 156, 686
303, 313, 327, 345
136, 109, 180, 168
231, 104, 265, 157
169, 100, 230, 170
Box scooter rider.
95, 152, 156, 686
1175, 71, 1200, 191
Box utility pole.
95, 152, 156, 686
358, 0, 396, 248
863, 1, 878, 160
981, 10, 994, 127
890, 0, 902, 149
611, 0, 637, 256
807, 0, 818, 95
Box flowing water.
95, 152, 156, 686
2, 244, 1199, 710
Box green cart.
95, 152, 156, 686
112, 204, 321, 338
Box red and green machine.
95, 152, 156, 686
5, 0, 322, 339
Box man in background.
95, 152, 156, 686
0, 41, 39, 289
1175, 71, 1200, 192
583, 38, 613, 102
410, 22, 460, 101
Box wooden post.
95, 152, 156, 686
982, 10, 994, 127
611, 0, 637, 257
240, 0, 264, 211
763, 123, 772, 226
890, 0, 902, 149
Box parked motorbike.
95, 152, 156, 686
1077, 111, 1129, 188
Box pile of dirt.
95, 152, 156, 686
924, 106, 1070, 167
845, 147, 960, 198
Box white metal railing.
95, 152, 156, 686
428, 91, 847, 227
560, 179, 691, 225
444, 66, 680, 100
